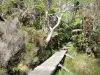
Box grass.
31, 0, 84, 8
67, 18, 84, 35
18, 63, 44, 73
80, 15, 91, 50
55, 44, 100, 75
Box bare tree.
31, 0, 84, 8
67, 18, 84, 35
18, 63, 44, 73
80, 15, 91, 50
43, 0, 51, 33
45, 15, 62, 44
45, 0, 64, 44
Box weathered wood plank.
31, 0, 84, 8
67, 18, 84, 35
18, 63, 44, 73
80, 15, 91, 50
28, 50, 67, 75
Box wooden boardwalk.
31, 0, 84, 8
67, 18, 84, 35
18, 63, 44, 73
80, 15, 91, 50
28, 50, 67, 75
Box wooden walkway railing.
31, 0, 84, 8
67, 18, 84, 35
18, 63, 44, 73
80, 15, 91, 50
28, 50, 67, 75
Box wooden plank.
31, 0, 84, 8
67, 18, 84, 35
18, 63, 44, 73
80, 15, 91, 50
65, 54, 74, 59
28, 50, 67, 75
58, 64, 73, 75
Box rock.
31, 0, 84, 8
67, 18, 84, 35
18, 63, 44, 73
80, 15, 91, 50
0, 18, 24, 69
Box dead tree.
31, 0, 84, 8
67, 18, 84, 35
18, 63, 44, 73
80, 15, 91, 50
45, 15, 62, 44
44, 0, 65, 44
43, 0, 51, 33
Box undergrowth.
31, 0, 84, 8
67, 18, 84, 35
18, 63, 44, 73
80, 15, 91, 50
56, 44, 100, 75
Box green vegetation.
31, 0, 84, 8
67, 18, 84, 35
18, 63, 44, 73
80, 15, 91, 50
72, 32, 88, 52
0, 0, 100, 75
56, 45, 100, 75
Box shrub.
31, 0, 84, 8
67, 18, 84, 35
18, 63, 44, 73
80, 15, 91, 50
72, 32, 88, 52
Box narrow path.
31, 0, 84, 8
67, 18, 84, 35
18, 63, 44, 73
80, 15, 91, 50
28, 49, 67, 75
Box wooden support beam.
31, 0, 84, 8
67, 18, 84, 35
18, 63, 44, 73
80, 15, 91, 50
58, 64, 73, 75
65, 54, 74, 59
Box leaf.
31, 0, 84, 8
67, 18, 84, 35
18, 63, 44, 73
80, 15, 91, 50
73, 18, 82, 26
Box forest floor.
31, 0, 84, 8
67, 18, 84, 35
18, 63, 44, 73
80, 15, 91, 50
55, 44, 100, 75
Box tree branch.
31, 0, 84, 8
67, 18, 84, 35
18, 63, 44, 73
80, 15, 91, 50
53, 15, 62, 30
45, 14, 62, 44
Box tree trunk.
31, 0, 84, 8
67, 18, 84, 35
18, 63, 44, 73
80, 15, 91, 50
45, 16, 62, 44
45, 29, 53, 44
43, 0, 51, 33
